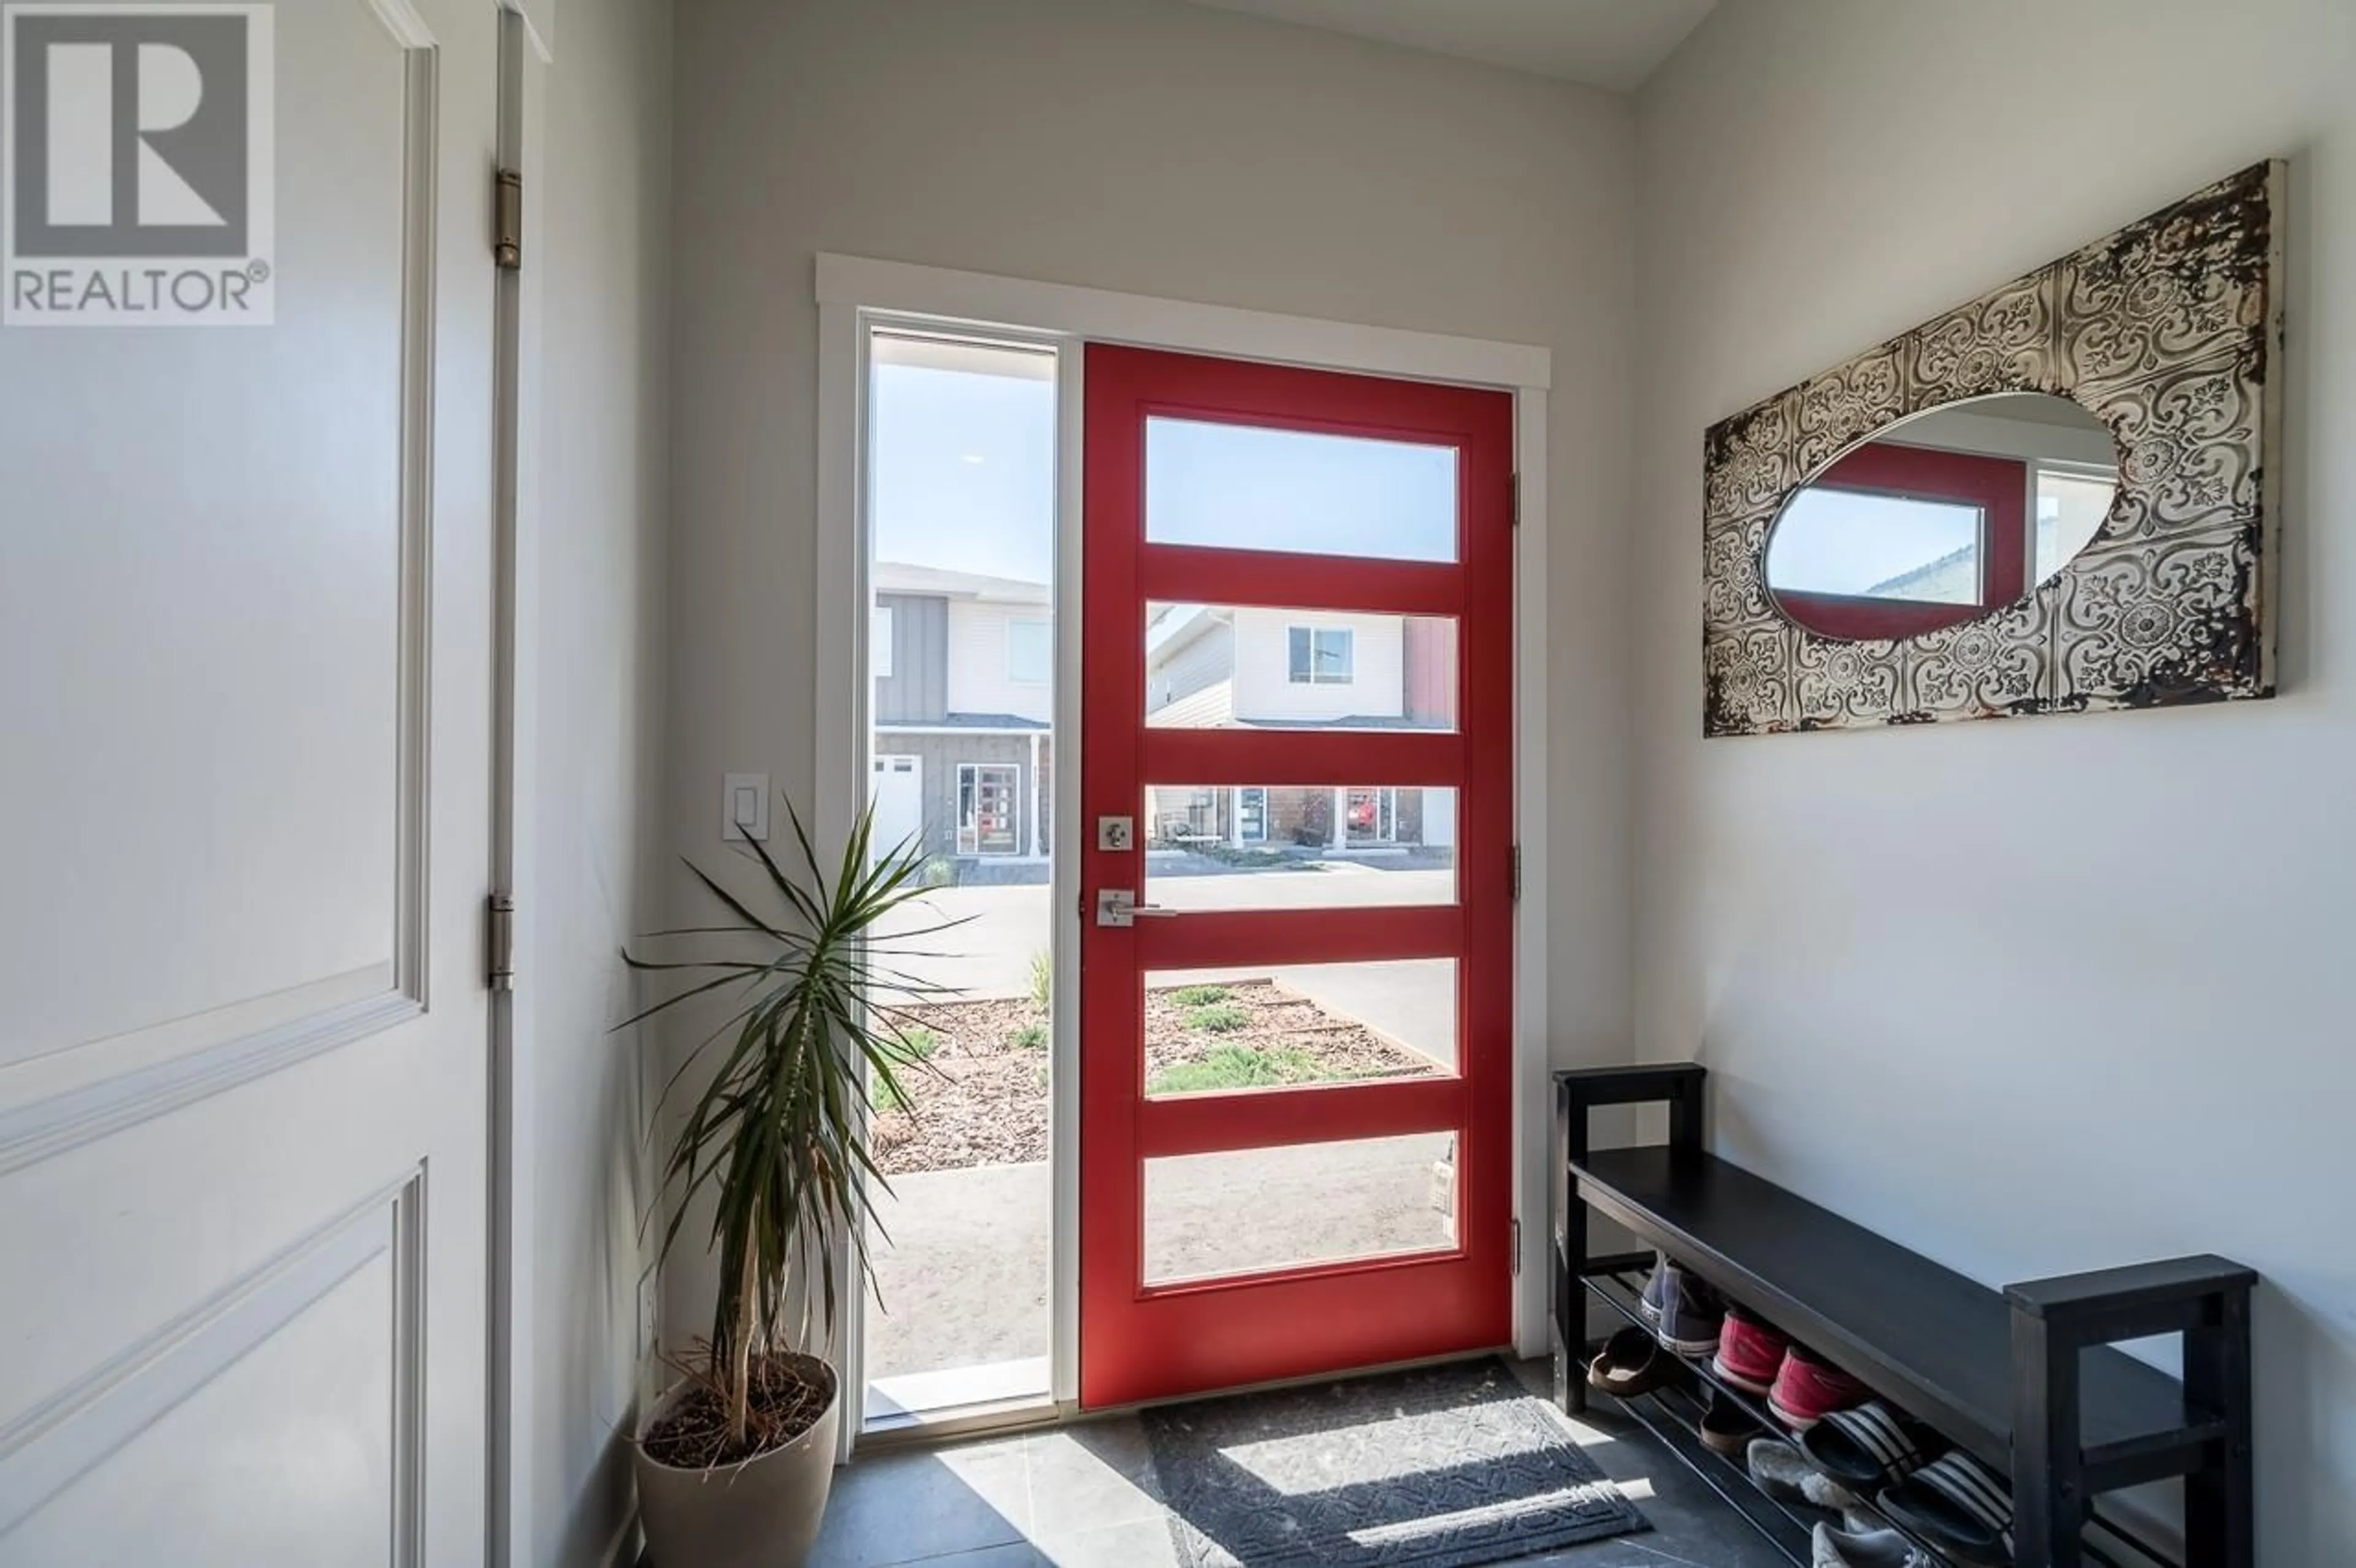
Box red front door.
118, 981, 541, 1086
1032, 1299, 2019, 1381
1079, 345, 1515, 1409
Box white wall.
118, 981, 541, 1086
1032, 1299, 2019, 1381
1233, 609, 1406, 723
664, 7, 1634, 1076
529, 0, 672, 1560
1631, 2, 2355, 1558
1892, 404, 2117, 470
944, 599, 1055, 723
666, 0, 1634, 1369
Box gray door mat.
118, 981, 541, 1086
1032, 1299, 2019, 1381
1139, 1356, 1651, 1567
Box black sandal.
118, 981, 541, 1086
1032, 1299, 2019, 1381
1798, 1400, 1943, 1489
1877, 1450, 2014, 1566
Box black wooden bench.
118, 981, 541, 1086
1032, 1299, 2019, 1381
1553, 1064, 2254, 1568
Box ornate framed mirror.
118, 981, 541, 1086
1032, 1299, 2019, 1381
1701, 162, 2285, 737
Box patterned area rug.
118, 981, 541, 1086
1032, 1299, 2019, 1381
1139, 1358, 1650, 1567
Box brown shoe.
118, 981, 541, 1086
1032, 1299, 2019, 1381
1699, 1388, 1764, 1456
1587, 1326, 1678, 1398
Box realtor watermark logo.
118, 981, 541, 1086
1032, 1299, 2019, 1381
2, 3, 273, 325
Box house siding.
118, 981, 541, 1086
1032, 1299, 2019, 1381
1402, 617, 1457, 728
1148, 617, 1234, 715
1146, 680, 1234, 729
1232, 607, 1406, 724
1266, 786, 1326, 845
945, 600, 1054, 723
874, 729, 1051, 863
874, 593, 949, 723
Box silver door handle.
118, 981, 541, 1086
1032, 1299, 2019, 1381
1096, 890, 1180, 928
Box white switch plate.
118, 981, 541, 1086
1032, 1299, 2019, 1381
723, 774, 769, 840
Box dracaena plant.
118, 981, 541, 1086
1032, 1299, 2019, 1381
620, 801, 953, 1456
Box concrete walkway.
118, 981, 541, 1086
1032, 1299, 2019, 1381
866, 1132, 1453, 1386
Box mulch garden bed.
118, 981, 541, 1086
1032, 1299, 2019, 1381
871, 978, 1438, 1176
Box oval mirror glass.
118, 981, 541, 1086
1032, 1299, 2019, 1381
1763, 393, 2117, 640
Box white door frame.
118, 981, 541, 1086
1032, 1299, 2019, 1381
814, 256, 1552, 1456
487, 4, 552, 1567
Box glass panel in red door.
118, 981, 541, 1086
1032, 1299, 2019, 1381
1079, 345, 1514, 1409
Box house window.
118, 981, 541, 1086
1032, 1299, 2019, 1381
872, 606, 894, 678
2035, 465, 2115, 583
1007, 618, 1051, 685
957, 763, 1021, 855
1287, 626, 1353, 684
1345, 786, 1398, 845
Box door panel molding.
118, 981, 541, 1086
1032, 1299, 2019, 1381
0, 985, 420, 1177
389, 16, 442, 1020
0, 1167, 426, 1553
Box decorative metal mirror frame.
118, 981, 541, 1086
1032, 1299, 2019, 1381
1701, 161, 2285, 737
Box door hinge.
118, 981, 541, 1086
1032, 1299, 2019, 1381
1510, 844, 1522, 901
1511, 1217, 1523, 1275
487, 892, 516, 991
1511, 472, 1520, 527
493, 168, 523, 271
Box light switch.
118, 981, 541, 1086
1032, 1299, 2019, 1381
723, 774, 769, 841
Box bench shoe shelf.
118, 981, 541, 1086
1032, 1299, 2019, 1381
1552, 1064, 2255, 1568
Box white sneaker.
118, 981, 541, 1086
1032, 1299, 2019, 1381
1811, 1524, 1937, 1568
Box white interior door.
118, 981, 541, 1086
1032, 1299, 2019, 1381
0, 2, 502, 1564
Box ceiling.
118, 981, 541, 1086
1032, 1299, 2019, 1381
1182, 0, 1719, 91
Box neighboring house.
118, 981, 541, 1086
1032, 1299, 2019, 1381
1867, 541, 1979, 604
872, 562, 1053, 865
1142, 605, 1457, 853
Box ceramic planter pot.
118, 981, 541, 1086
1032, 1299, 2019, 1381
634, 1355, 842, 1568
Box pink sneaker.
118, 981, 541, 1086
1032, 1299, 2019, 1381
1712, 1306, 1790, 1395
1767, 1345, 1872, 1431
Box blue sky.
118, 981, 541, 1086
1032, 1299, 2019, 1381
872, 362, 1057, 583
1144, 418, 1456, 563
1766, 488, 1980, 598
871, 361, 1460, 582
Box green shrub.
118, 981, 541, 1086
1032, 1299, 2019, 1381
1011, 1023, 1048, 1050
1149, 1043, 1322, 1095
1166, 983, 1232, 1009
1182, 1002, 1250, 1034
891, 1025, 940, 1061
1028, 950, 1052, 1010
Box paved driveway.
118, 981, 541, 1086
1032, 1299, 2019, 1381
875, 861, 1459, 1067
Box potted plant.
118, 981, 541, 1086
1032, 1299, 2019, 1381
620, 804, 942, 1567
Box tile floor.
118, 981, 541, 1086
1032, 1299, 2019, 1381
804, 1359, 1789, 1568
